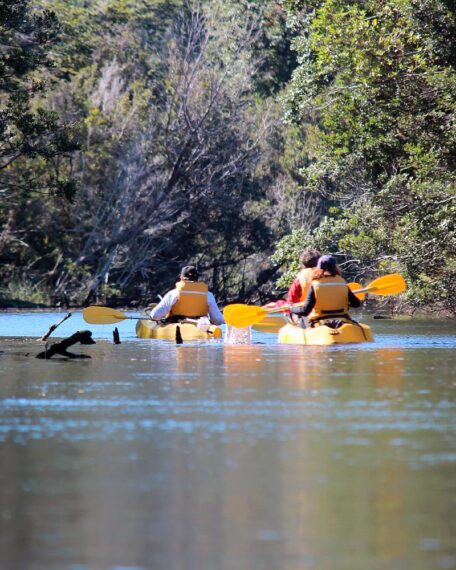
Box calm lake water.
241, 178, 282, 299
1, 311, 455, 570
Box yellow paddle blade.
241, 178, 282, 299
222, 304, 239, 322
252, 316, 286, 334
364, 274, 406, 296
223, 303, 259, 321
223, 303, 268, 328
348, 282, 366, 302
83, 306, 129, 324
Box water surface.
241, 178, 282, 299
1, 312, 455, 570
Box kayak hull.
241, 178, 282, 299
278, 321, 374, 345
136, 319, 223, 341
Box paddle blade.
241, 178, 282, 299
365, 274, 406, 296
83, 306, 129, 324
348, 282, 366, 302
252, 316, 285, 334
223, 303, 267, 328
222, 304, 243, 322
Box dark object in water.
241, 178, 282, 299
41, 312, 72, 341
175, 325, 183, 345
113, 327, 121, 344
36, 330, 96, 359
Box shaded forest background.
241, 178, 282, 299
1, 0, 455, 314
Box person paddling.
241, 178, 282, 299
286, 248, 321, 304
150, 266, 225, 325
290, 255, 361, 326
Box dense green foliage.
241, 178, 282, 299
0, 0, 80, 232
274, 0, 456, 314
0, 0, 296, 305
1, 0, 455, 313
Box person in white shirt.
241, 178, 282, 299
150, 265, 225, 325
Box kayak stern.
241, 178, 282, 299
136, 319, 222, 341
278, 321, 374, 345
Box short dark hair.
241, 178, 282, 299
180, 265, 199, 281
299, 249, 321, 268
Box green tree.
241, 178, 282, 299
0, 0, 80, 261
0, 0, 80, 198
1, 0, 299, 306
24, 0, 296, 305
275, 0, 456, 314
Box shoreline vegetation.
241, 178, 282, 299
1, 0, 455, 317
0, 296, 453, 320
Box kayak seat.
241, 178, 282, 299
310, 314, 356, 328
162, 314, 204, 323
321, 319, 346, 330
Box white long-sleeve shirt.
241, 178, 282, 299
150, 289, 225, 325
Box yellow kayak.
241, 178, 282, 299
278, 320, 374, 345
136, 318, 223, 341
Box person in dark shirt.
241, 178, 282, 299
290, 255, 361, 326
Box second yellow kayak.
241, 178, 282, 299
278, 321, 374, 345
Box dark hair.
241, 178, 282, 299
299, 249, 321, 269
180, 265, 199, 281
312, 255, 341, 279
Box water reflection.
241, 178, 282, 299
0, 323, 455, 570
373, 349, 405, 391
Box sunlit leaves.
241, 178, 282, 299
276, 0, 456, 313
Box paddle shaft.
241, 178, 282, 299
110, 309, 204, 324
84, 305, 221, 328
268, 282, 401, 314
352, 285, 396, 294
255, 286, 381, 319
224, 274, 405, 328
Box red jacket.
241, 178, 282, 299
286, 277, 303, 304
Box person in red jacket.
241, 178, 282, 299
290, 255, 361, 325
286, 249, 321, 304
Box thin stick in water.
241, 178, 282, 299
41, 313, 72, 341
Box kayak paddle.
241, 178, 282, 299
83, 306, 147, 324
353, 273, 406, 296
252, 291, 362, 333
224, 273, 406, 328
348, 282, 366, 301
251, 315, 286, 333
223, 303, 288, 328
223, 304, 286, 332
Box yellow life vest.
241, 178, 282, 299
296, 268, 314, 302
308, 275, 349, 321
170, 281, 209, 317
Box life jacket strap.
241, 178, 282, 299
179, 290, 207, 296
